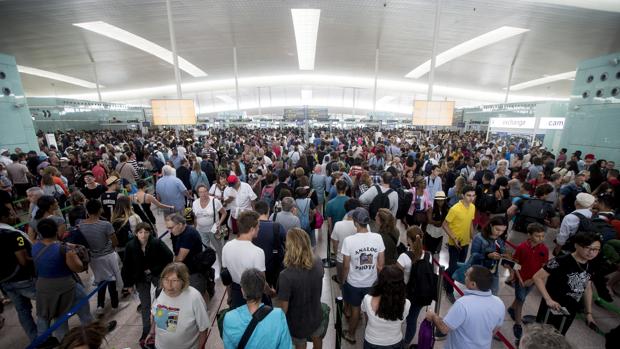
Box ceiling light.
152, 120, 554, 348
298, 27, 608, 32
291, 9, 321, 70
508, 71, 576, 91
405, 26, 529, 79
73, 21, 207, 77
215, 95, 236, 104
17, 65, 100, 88
376, 96, 396, 104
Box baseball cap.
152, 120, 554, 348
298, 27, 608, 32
227, 175, 238, 185
584, 153, 595, 160
351, 207, 370, 225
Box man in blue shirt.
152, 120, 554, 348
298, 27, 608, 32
325, 180, 350, 237
223, 268, 292, 349
254, 201, 287, 288
156, 165, 191, 213
425, 265, 505, 349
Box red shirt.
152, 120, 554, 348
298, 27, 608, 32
513, 240, 549, 281
92, 165, 107, 185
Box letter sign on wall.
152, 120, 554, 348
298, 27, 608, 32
539, 117, 565, 130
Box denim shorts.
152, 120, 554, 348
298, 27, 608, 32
342, 282, 370, 307
514, 281, 533, 303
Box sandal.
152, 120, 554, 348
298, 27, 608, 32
342, 330, 356, 344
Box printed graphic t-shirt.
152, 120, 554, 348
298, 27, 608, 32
341, 232, 385, 288
152, 286, 210, 349
543, 253, 591, 313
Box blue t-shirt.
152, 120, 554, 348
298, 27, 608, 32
254, 221, 287, 271
31, 242, 73, 278
223, 304, 292, 349
325, 195, 350, 224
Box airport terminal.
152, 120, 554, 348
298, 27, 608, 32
0, 1, 619, 348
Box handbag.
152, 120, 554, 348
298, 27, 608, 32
210, 198, 227, 240
417, 319, 435, 349
307, 302, 330, 341
220, 267, 233, 286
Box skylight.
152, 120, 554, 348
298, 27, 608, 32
508, 71, 576, 91
17, 65, 100, 88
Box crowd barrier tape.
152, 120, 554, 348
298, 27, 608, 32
27, 280, 109, 349
430, 257, 516, 349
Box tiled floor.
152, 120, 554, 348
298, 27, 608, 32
1, 206, 617, 349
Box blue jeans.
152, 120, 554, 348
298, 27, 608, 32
1, 279, 37, 341
445, 245, 469, 294
404, 303, 424, 344
74, 282, 93, 325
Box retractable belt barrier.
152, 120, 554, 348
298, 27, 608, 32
204, 288, 228, 347
431, 257, 516, 349
27, 281, 109, 349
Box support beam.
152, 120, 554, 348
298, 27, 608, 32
504, 36, 526, 103
427, 0, 443, 101
233, 47, 240, 111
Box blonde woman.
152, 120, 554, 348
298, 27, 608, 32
447, 176, 465, 207
278, 228, 325, 349
375, 208, 400, 265
148, 262, 209, 349
111, 195, 142, 262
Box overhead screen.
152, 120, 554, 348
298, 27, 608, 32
151, 99, 197, 125
413, 101, 455, 126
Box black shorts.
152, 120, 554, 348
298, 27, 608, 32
423, 233, 443, 254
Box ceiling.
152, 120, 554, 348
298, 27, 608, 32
1, 0, 620, 112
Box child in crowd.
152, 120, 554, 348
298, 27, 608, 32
507, 222, 548, 344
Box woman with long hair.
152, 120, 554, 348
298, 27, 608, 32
111, 195, 142, 258
277, 228, 325, 349
405, 177, 432, 231
425, 191, 449, 256
131, 179, 174, 227
28, 195, 66, 241
375, 208, 400, 265
402, 169, 416, 190
397, 226, 426, 347
362, 264, 410, 349
470, 215, 509, 295
190, 161, 209, 195
447, 176, 465, 207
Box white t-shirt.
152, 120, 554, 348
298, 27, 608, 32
341, 232, 385, 288
332, 220, 369, 263
192, 198, 223, 233
222, 239, 266, 284
361, 294, 411, 346
224, 182, 257, 218
152, 286, 209, 349
209, 184, 224, 201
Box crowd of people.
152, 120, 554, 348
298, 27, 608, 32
0, 126, 619, 349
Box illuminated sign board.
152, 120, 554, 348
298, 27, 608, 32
539, 117, 565, 130
488, 117, 535, 129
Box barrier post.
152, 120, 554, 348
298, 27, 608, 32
334, 296, 343, 349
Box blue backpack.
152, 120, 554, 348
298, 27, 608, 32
295, 198, 311, 232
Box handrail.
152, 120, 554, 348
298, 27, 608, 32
27, 280, 109, 349
431, 257, 516, 349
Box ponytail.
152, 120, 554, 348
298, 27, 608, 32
406, 226, 424, 262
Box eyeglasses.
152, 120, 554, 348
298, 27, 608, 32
165, 223, 179, 230
163, 278, 182, 284
582, 246, 601, 253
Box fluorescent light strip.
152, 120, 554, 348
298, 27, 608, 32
508, 71, 576, 91
215, 95, 236, 104
17, 65, 100, 89
291, 9, 321, 70
376, 96, 396, 104
405, 26, 529, 79
73, 21, 207, 77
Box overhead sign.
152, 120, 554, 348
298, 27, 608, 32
413, 101, 455, 126
488, 117, 535, 129
539, 117, 565, 130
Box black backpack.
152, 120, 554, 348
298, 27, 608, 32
513, 198, 548, 232
476, 185, 497, 213
571, 212, 617, 243
406, 251, 438, 306
369, 185, 394, 219
395, 188, 413, 220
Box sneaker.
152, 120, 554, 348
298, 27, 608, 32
95, 306, 105, 317
507, 307, 516, 321
513, 324, 523, 340
106, 320, 117, 333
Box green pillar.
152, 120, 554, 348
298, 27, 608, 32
0, 53, 39, 153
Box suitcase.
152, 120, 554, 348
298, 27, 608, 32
543, 307, 570, 333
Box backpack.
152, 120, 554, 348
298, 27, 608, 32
369, 185, 394, 219
395, 188, 413, 220
513, 198, 548, 232
476, 185, 497, 213
406, 251, 438, 306
261, 186, 275, 209
423, 160, 434, 176
296, 198, 312, 232
192, 243, 217, 298
151, 155, 164, 173
572, 212, 617, 243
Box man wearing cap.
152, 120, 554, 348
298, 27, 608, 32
101, 176, 121, 221
584, 153, 595, 170
554, 192, 595, 256
340, 207, 385, 343
223, 174, 257, 235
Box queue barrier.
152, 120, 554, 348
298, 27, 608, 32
27, 281, 109, 349
204, 288, 228, 347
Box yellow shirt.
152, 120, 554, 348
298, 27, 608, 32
445, 201, 476, 246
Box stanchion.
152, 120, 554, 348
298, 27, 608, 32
322, 228, 336, 268
334, 296, 343, 349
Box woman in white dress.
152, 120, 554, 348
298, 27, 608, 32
192, 184, 226, 267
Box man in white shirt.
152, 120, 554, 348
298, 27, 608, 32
222, 210, 274, 309
223, 175, 257, 234
331, 199, 364, 284
359, 172, 399, 217
425, 165, 443, 201
426, 266, 505, 349
341, 207, 385, 343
